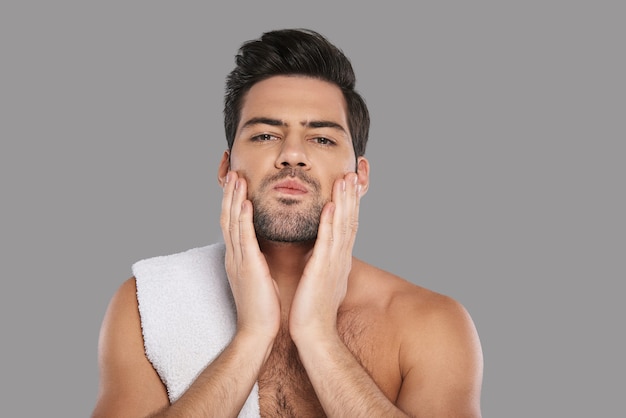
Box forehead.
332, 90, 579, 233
238, 75, 349, 130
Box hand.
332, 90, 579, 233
220, 171, 281, 341
289, 172, 362, 342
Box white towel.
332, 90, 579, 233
133, 242, 260, 417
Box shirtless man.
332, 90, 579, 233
91, 28, 483, 417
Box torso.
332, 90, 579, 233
258, 325, 324, 417
258, 260, 414, 417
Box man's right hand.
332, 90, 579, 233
220, 171, 281, 342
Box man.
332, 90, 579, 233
92, 28, 483, 417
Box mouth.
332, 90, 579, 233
273, 180, 308, 195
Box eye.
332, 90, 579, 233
311, 137, 335, 146
251, 134, 278, 142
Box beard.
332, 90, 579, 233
250, 168, 325, 242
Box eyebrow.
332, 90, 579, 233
240, 117, 348, 134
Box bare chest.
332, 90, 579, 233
257, 312, 401, 417
257, 329, 323, 417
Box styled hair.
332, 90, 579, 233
223, 28, 370, 158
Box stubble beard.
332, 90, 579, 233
250, 169, 325, 243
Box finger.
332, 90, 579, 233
238, 198, 264, 264
330, 177, 348, 244
334, 173, 360, 250
229, 176, 248, 264
238, 192, 274, 291
314, 201, 336, 258
220, 171, 237, 253
344, 172, 361, 249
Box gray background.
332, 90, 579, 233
1, 1, 624, 417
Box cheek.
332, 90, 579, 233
321, 165, 356, 199
229, 146, 273, 172
228, 153, 256, 178
322, 175, 341, 200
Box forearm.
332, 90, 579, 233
295, 333, 409, 418
151, 332, 273, 418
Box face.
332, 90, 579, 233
219, 75, 369, 242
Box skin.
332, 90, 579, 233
92, 75, 483, 417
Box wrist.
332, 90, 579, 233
233, 328, 277, 362
290, 324, 341, 351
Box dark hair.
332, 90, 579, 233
223, 28, 370, 158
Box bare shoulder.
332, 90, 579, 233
97, 278, 142, 359
107, 276, 139, 315
91, 277, 169, 418
349, 259, 482, 356
350, 259, 484, 416
351, 258, 471, 322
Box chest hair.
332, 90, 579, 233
257, 310, 369, 418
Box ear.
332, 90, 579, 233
217, 150, 230, 187
356, 156, 370, 197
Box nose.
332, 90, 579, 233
274, 136, 311, 169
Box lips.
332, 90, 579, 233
273, 180, 308, 194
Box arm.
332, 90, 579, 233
396, 296, 483, 417
294, 294, 483, 418
91, 278, 169, 418
91, 278, 273, 418
290, 171, 483, 416
92, 171, 281, 417
294, 332, 409, 417
289, 172, 409, 416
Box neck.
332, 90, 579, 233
258, 238, 314, 309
